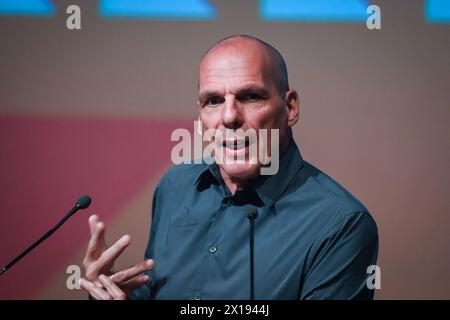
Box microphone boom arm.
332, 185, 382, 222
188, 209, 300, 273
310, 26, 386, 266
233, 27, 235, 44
0, 195, 91, 276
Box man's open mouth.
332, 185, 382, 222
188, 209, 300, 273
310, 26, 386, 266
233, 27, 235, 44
222, 137, 250, 150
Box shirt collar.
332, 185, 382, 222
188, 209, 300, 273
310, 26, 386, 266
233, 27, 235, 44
194, 139, 304, 208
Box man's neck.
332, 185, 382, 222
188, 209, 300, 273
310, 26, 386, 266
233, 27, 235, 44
219, 169, 254, 195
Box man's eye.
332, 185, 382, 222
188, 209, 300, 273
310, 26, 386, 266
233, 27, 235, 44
242, 93, 261, 102
207, 96, 223, 106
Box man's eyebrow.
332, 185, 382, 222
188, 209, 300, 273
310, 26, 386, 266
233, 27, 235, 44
235, 85, 269, 96
198, 85, 269, 101
198, 90, 222, 102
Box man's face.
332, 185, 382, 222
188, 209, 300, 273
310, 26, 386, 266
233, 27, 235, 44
198, 41, 291, 180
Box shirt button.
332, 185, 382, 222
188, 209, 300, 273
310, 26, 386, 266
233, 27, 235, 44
226, 199, 233, 205
209, 246, 217, 254
194, 294, 201, 300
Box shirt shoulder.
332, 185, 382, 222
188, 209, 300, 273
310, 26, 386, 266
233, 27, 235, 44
278, 160, 377, 233
298, 161, 369, 212
157, 163, 207, 194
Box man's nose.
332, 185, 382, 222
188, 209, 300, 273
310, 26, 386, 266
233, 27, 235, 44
222, 96, 243, 129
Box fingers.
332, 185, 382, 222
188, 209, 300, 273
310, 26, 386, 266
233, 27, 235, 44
88, 215, 107, 248
79, 278, 112, 300
84, 220, 106, 264
93, 235, 131, 273
110, 259, 154, 284
98, 274, 127, 300
120, 274, 150, 294
88, 215, 98, 235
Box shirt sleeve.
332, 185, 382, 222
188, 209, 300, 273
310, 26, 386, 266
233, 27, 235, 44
300, 211, 379, 300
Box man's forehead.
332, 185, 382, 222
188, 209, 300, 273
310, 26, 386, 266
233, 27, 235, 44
201, 50, 267, 76
198, 36, 288, 93
200, 63, 266, 83
201, 39, 270, 69
199, 49, 272, 89
198, 68, 271, 95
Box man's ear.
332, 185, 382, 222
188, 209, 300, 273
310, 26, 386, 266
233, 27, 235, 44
285, 90, 300, 127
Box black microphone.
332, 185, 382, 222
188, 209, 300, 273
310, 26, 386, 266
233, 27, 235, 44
247, 207, 258, 300
0, 195, 92, 276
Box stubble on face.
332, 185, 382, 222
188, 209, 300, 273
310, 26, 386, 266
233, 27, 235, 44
198, 37, 290, 191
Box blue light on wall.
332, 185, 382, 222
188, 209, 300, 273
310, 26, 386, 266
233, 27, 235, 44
0, 0, 55, 16
260, 0, 369, 22
426, 0, 450, 23
99, 0, 217, 20
1, 0, 449, 25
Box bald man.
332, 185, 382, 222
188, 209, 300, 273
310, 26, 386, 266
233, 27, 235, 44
79, 35, 378, 300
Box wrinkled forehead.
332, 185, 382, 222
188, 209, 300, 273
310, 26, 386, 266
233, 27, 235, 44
198, 43, 277, 90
